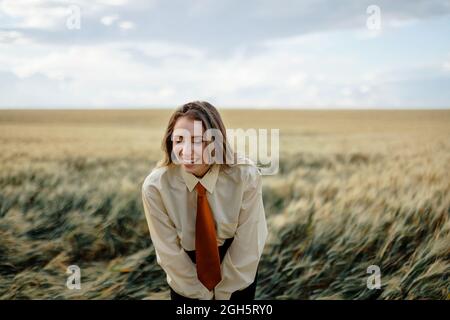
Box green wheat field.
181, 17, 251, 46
0, 109, 449, 299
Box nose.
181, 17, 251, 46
179, 141, 193, 159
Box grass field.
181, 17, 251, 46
0, 109, 449, 299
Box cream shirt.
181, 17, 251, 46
141, 158, 268, 300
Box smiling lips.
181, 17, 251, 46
181, 158, 202, 164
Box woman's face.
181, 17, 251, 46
172, 116, 211, 177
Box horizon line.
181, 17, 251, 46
0, 106, 450, 111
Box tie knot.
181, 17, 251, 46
195, 183, 206, 196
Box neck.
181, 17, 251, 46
194, 165, 212, 178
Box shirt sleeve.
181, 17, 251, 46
214, 166, 269, 300
142, 182, 214, 300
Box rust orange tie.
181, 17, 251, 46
195, 182, 222, 291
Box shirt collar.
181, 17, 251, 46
180, 164, 220, 194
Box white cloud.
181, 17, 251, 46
286, 73, 308, 88
359, 85, 371, 94
0, 28, 441, 108
101, 15, 119, 26
0, 0, 130, 30
387, 18, 419, 28
342, 88, 353, 97
118, 21, 135, 30
444, 60, 450, 71
96, 0, 129, 5
0, 31, 31, 44
0, 39, 195, 106
0, 0, 449, 108
0, 0, 71, 29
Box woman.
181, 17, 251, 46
141, 101, 268, 300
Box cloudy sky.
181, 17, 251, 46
0, 0, 449, 108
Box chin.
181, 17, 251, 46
182, 163, 206, 176
182, 163, 197, 172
